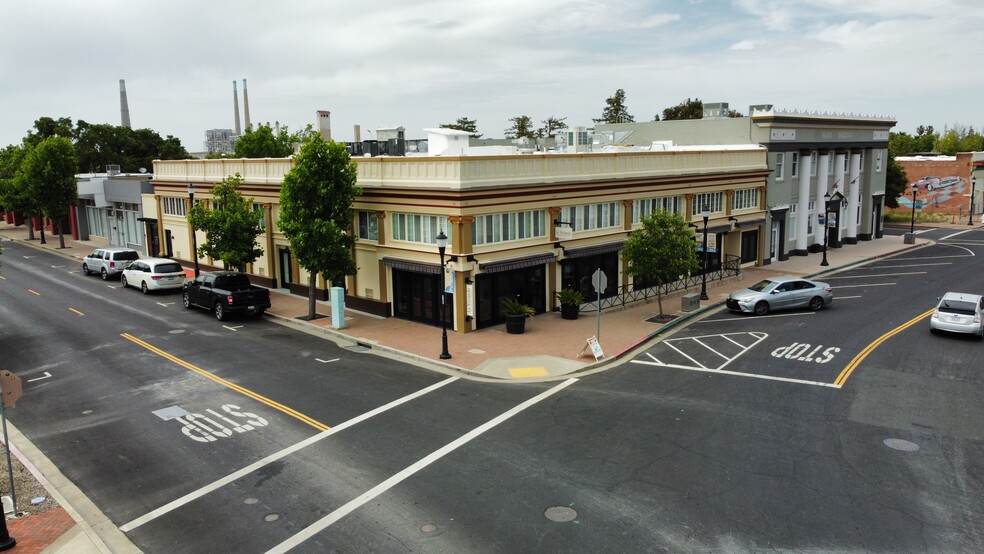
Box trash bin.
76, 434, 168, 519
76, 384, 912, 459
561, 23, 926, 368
681, 292, 700, 312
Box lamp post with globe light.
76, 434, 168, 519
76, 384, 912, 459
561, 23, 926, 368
699, 205, 710, 300
436, 230, 451, 360
969, 176, 976, 226
187, 183, 200, 277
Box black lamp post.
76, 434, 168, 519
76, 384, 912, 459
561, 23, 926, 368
699, 204, 710, 301
436, 230, 451, 360
969, 176, 977, 226
909, 183, 919, 235
821, 192, 831, 266
187, 183, 200, 277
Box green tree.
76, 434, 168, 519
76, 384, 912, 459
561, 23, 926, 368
621, 209, 700, 318
234, 124, 300, 158
540, 116, 568, 138
593, 89, 634, 124
440, 117, 482, 138
278, 136, 361, 319
504, 115, 536, 140
17, 137, 78, 248
884, 153, 908, 209
0, 144, 36, 239
888, 132, 918, 157
24, 116, 76, 147
187, 173, 264, 271
661, 98, 703, 121
935, 125, 983, 155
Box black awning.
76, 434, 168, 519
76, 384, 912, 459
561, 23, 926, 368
564, 242, 624, 259
733, 218, 766, 228
382, 257, 442, 274
705, 224, 733, 234
479, 252, 556, 273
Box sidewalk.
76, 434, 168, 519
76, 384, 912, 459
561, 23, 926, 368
0, 221, 963, 552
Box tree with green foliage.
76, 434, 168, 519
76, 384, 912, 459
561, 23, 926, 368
187, 173, 264, 271
661, 98, 704, 121
935, 125, 983, 155
24, 116, 76, 147
621, 210, 700, 319
17, 137, 78, 248
440, 117, 482, 138
278, 136, 361, 319
540, 116, 568, 138
0, 144, 35, 239
234, 124, 305, 158
504, 115, 536, 140
594, 89, 634, 124
884, 154, 908, 209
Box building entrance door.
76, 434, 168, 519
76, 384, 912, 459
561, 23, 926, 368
279, 248, 292, 288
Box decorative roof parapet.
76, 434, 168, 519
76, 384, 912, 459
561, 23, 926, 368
749, 106, 895, 122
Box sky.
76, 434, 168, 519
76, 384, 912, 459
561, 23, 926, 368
2, 0, 983, 152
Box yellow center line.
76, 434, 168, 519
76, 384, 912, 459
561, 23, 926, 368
833, 308, 935, 387
121, 333, 329, 431
28, 289, 40, 296
69, 308, 85, 316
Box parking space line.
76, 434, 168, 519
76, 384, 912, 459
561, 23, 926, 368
665, 341, 708, 369
824, 272, 924, 279
692, 338, 731, 361
700, 312, 813, 323
834, 283, 895, 288
865, 262, 952, 269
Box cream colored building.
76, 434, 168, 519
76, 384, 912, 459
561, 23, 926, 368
149, 143, 769, 333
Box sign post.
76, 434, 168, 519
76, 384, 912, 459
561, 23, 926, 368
591, 268, 607, 341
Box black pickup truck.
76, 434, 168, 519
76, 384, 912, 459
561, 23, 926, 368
182, 271, 272, 321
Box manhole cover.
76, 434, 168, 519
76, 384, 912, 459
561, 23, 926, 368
264, 513, 280, 522
883, 438, 919, 452
544, 506, 577, 522
244, 498, 258, 505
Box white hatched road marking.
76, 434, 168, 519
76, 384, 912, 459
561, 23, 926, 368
633, 332, 768, 372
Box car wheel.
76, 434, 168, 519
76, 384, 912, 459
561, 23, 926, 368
808, 296, 824, 311
101, 268, 109, 280
214, 302, 226, 321
82, 263, 90, 276
754, 301, 770, 316
254, 308, 266, 317
141, 282, 150, 295
121, 275, 129, 288
182, 292, 192, 309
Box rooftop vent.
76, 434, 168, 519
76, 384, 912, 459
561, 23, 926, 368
106, 164, 121, 175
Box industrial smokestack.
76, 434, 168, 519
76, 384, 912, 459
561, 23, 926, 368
119, 79, 131, 128
317, 110, 331, 141
353, 125, 361, 143
242, 79, 251, 132
232, 81, 242, 135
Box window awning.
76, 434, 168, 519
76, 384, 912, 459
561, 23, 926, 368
564, 242, 624, 259
382, 257, 442, 274
699, 224, 733, 234
479, 252, 556, 273
733, 218, 766, 228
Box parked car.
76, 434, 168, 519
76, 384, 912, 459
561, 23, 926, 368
726, 276, 833, 316
82, 247, 140, 280
121, 258, 187, 294
929, 292, 984, 338
182, 271, 271, 321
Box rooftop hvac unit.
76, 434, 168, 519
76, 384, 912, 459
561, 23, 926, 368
387, 138, 406, 156
362, 140, 379, 157
106, 164, 121, 175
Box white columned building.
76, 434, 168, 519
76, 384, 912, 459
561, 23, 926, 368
846, 150, 862, 243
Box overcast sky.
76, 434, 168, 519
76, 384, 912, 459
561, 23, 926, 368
2, 0, 982, 152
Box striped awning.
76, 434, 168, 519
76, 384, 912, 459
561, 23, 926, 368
479, 252, 556, 273
564, 242, 624, 259
382, 257, 442, 275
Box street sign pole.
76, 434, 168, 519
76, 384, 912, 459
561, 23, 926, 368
591, 268, 607, 342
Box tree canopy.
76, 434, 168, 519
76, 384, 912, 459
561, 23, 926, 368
593, 89, 634, 124
621, 210, 700, 317
661, 98, 704, 121
234, 124, 309, 158
16, 136, 78, 247
278, 136, 361, 319
504, 116, 536, 140
187, 173, 264, 271
440, 117, 482, 138
884, 154, 908, 209
541, 116, 568, 138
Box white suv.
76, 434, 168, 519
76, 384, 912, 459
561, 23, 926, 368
82, 247, 140, 280
121, 258, 187, 294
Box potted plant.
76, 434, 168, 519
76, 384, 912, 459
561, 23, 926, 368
555, 288, 583, 320
501, 297, 535, 334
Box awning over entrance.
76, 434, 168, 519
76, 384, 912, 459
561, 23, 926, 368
478, 252, 556, 273
732, 218, 766, 228
705, 224, 733, 234
564, 242, 623, 259
382, 257, 442, 274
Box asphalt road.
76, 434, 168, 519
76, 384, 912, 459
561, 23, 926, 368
2, 230, 984, 553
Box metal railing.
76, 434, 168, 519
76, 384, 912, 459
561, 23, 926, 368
579, 255, 742, 313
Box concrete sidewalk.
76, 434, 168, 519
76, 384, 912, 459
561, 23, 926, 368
0, 220, 962, 552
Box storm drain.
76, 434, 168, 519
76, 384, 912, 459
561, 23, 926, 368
883, 438, 919, 452
544, 506, 577, 522
342, 343, 372, 352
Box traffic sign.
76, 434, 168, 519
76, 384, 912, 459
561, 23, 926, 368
0, 371, 22, 408
591, 269, 607, 293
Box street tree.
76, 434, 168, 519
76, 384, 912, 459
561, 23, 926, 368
17, 137, 78, 247
234, 124, 307, 158
187, 173, 264, 271
621, 209, 699, 319
504, 116, 536, 140
884, 154, 908, 209
593, 89, 634, 124
0, 144, 36, 240
278, 136, 361, 320
661, 98, 703, 121
440, 117, 482, 138
540, 116, 568, 138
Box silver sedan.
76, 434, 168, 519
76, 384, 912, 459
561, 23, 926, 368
726, 276, 833, 316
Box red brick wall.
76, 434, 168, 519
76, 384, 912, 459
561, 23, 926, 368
892, 153, 974, 216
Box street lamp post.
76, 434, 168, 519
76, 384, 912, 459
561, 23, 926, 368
821, 192, 831, 266
436, 230, 451, 360
909, 183, 918, 236
969, 176, 977, 226
187, 183, 200, 277
700, 205, 710, 301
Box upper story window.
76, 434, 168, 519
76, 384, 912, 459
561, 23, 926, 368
560, 202, 621, 232
253, 203, 266, 230
775, 153, 785, 181
632, 196, 681, 223
731, 188, 759, 211
692, 192, 724, 215
791, 152, 800, 178
472, 209, 546, 245
809, 152, 818, 176
875, 150, 883, 172
163, 196, 186, 216
357, 210, 378, 241
392, 213, 450, 244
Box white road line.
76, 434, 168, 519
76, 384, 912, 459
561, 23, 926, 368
222, 325, 244, 331
939, 229, 977, 241
645, 352, 662, 364
837, 295, 862, 299
699, 312, 813, 323
315, 358, 339, 364
865, 262, 952, 269
721, 335, 745, 347
834, 283, 896, 288
119, 376, 460, 533
823, 272, 924, 279
630, 360, 839, 388
27, 372, 52, 382
265, 378, 579, 554
691, 338, 731, 361
665, 341, 707, 369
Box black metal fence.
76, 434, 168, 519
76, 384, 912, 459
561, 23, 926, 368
579, 254, 742, 313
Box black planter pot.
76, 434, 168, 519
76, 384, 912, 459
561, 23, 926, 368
560, 303, 579, 320
505, 313, 527, 334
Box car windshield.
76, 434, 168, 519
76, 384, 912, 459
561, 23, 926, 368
938, 299, 978, 315
747, 279, 776, 292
